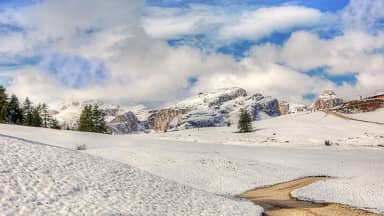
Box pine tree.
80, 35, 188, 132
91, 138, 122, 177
41, 103, 50, 128
92, 104, 107, 133
78, 105, 93, 132
238, 109, 252, 133
7, 94, 23, 124
0, 101, 8, 123
0, 86, 7, 123
31, 107, 42, 127
50, 118, 61, 129
23, 97, 33, 126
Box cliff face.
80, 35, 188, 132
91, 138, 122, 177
108, 111, 146, 134
279, 102, 290, 115
150, 109, 186, 132
145, 87, 281, 132
312, 90, 343, 111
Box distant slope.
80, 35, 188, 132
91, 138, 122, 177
344, 108, 384, 124
154, 111, 384, 147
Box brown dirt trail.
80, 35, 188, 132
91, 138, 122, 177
240, 177, 380, 216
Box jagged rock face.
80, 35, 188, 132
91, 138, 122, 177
108, 112, 146, 134
150, 109, 186, 132
279, 102, 290, 115
205, 88, 247, 107
312, 90, 343, 111
148, 87, 281, 132
248, 95, 280, 118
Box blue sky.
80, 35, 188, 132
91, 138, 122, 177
0, 0, 383, 104
146, 0, 349, 12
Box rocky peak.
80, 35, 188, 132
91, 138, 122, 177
109, 111, 145, 134
312, 90, 343, 111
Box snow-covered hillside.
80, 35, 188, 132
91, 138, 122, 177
345, 108, 384, 123
0, 136, 261, 216
1, 109, 384, 214
155, 111, 384, 147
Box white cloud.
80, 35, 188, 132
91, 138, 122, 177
219, 6, 325, 40
247, 30, 384, 99
341, 0, 384, 32
143, 5, 328, 41
0, 33, 25, 54
1, 0, 384, 106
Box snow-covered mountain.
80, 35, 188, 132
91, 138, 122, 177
52, 98, 135, 129
279, 101, 308, 115
146, 87, 280, 132
53, 87, 281, 134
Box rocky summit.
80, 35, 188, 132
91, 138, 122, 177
52, 87, 281, 134
311, 90, 343, 111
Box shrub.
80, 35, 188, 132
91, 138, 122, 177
324, 140, 332, 146
75, 144, 87, 151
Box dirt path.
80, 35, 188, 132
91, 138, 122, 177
240, 177, 380, 216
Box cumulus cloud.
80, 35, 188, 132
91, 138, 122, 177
143, 5, 329, 41
341, 0, 384, 32
247, 30, 384, 99
1, 0, 383, 106
219, 6, 325, 40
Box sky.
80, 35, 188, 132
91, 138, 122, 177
0, 0, 383, 106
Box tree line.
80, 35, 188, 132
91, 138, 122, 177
0, 86, 60, 129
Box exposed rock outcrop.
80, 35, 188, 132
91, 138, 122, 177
312, 90, 343, 111
149, 109, 186, 132
147, 87, 281, 132
109, 112, 146, 134
279, 101, 290, 115
335, 99, 384, 113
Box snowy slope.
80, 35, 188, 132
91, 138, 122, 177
0, 136, 262, 216
154, 111, 384, 147
344, 108, 384, 123
0, 110, 383, 214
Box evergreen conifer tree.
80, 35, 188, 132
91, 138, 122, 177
41, 103, 50, 128
92, 104, 107, 133
238, 109, 252, 133
0, 86, 7, 123
50, 118, 61, 129
78, 105, 93, 132
23, 97, 33, 126
31, 107, 42, 127
7, 94, 23, 124
0, 101, 8, 123
78, 104, 107, 133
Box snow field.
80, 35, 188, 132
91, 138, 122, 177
0, 136, 262, 216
